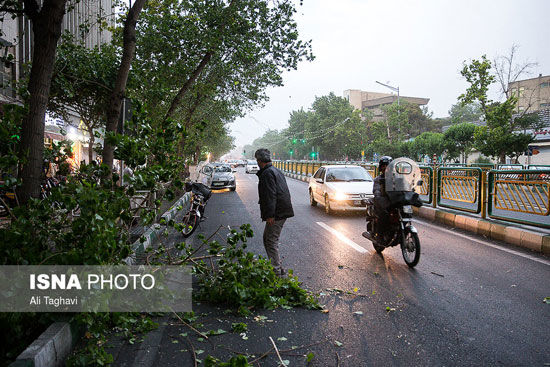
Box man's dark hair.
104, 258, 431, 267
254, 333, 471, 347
254, 148, 271, 163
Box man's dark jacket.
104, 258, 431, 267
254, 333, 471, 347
256, 163, 294, 221
373, 174, 390, 212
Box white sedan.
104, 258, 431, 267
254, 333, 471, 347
245, 159, 260, 174
308, 165, 374, 214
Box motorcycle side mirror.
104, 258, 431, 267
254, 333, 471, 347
201, 166, 213, 176
316, 178, 323, 183
417, 180, 423, 186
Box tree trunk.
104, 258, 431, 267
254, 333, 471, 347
163, 52, 212, 122
87, 129, 95, 163
18, 0, 67, 203
101, 0, 146, 173
194, 145, 201, 165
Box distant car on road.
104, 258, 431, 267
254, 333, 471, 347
245, 159, 260, 174
210, 164, 236, 191
308, 165, 374, 214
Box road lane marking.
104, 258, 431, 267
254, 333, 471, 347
316, 222, 368, 253
414, 219, 550, 267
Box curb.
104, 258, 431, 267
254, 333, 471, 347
10, 320, 84, 367
124, 192, 191, 265
10, 194, 192, 367
413, 206, 550, 255
280, 170, 549, 255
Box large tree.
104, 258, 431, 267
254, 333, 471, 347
1, 0, 68, 202
459, 54, 542, 163
102, 0, 147, 173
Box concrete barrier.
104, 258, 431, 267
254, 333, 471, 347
10, 321, 83, 367
124, 192, 191, 265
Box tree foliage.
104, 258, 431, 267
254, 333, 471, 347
48, 34, 119, 163
448, 102, 482, 124
459, 54, 541, 163
443, 122, 476, 162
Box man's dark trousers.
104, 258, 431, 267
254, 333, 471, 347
263, 219, 286, 268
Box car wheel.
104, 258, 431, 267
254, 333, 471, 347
309, 189, 317, 207
324, 194, 333, 215
230, 186, 236, 191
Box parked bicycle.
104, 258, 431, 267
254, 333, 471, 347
181, 181, 212, 237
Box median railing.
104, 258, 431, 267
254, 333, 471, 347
437, 167, 482, 214
488, 169, 550, 227
274, 160, 550, 229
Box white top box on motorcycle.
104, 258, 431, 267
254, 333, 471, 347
385, 157, 423, 192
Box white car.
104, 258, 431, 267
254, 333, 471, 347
245, 159, 260, 174
308, 165, 374, 214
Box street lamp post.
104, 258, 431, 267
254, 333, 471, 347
376, 80, 401, 137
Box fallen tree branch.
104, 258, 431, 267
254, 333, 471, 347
172, 311, 209, 340
269, 337, 285, 366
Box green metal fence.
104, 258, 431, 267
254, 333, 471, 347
437, 167, 482, 213
488, 169, 550, 228
273, 160, 550, 229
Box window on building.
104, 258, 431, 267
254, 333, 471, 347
541, 103, 550, 108
540, 82, 550, 88
519, 87, 525, 97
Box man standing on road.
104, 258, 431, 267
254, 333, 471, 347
255, 148, 294, 276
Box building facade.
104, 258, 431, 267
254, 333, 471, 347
508, 74, 550, 114
344, 89, 430, 120
0, 0, 114, 165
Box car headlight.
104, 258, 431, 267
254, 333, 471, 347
333, 191, 348, 201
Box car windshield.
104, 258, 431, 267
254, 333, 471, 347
247, 160, 257, 165
325, 167, 373, 182
215, 166, 231, 173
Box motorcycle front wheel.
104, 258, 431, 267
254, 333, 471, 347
401, 231, 420, 267
181, 212, 198, 238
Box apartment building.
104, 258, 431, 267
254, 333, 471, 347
508, 74, 550, 113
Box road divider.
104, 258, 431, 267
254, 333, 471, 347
316, 222, 368, 253
413, 206, 550, 255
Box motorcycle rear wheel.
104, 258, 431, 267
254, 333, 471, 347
401, 232, 420, 267
181, 212, 198, 238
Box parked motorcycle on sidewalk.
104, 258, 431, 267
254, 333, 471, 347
362, 157, 423, 267
181, 181, 212, 238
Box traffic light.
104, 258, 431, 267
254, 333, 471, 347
289, 149, 294, 155
310, 151, 316, 158
292, 138, 297, 144
301, 139, 306, 144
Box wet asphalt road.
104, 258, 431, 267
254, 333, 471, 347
113, 168, 550, 366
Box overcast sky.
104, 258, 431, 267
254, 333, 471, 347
229, 0, 550, 148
